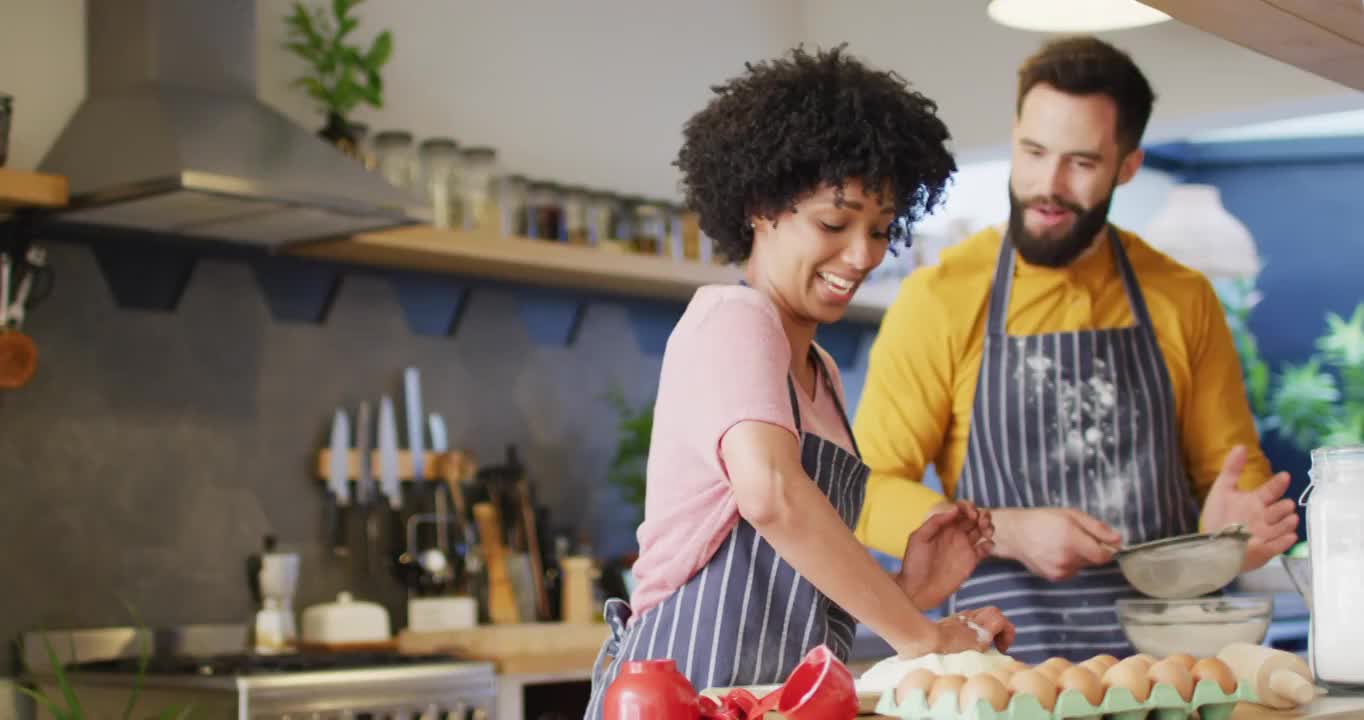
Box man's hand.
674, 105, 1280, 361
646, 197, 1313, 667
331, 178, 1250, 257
992, 507, 1121, 581
1202, 445, 1299, 571
896, 500, 994, 610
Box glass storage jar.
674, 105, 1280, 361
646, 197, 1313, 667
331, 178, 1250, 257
418, 137, 461, 228
525, 181, 564, 242
458, 147, 499, 233
1303, 444, 1364, 690
561, 186, 590, 245
495, 174, 529, 237
372, 130, 417, 193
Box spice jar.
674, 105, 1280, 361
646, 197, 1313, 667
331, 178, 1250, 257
584, 191, 613, 248
634, 200, 667, 255
372, 130, 417, 192
495, 174, 529, 237
458, 147, 499, 233
561, 186, 590, 245
1303, 444, 1364, 690
418, 137, 462, 228
525, 181, 564, 242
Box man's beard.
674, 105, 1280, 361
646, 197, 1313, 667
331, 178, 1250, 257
1007, 181, 1115, 268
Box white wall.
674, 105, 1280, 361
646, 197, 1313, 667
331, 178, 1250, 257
0, 0, 84, 171
254, 0, 806, 202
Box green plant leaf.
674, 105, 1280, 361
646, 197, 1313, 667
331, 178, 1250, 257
366, 30, 394, 68
1273, 359, 1340, 452
1319, 304, 1364, 369
15, 684, 71, 720
157, 703, 196, 720
40, 634, 83, 719
337, 16, 359, 40
285, 41, 321, 63
1322, 408, 1364, 447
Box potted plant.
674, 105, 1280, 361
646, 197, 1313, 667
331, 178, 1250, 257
18, 630, 192, 720
283, 0, 394, 157
604, 386, 653, 525
1219, 276, 1364, 449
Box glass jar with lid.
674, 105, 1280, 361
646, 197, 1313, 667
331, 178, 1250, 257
1303, 444, 1364, 690
458, 147, 499, 233
561, 186, 590, 246
372, 130, 417, 193
418, 137, 462, 228
525, 181, 564, 242
495, 174, 530, 238
633, 200, 667, 255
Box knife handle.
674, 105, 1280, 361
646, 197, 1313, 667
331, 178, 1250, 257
329, 500, 349, 557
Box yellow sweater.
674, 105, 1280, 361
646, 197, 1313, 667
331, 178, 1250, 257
853, 225, 1271, 557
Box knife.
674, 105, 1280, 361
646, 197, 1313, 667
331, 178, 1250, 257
354, 401, 377, 574
326, 409, 351, 557
428, 412, 453, 591
404, 367, 425, 481
378, 395, 408, 582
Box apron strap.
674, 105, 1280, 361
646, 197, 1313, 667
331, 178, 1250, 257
989, 226, 1151, 337
786, 347, 861, 458
591, 598, 634, 690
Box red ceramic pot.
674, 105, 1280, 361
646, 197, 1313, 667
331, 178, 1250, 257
603, 659, 700, 720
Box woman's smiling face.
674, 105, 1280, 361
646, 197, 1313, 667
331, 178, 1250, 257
750, 179, 895, 326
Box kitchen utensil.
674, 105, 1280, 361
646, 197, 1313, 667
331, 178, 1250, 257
1218, 641, 1317, 710
559, 555, 596, 624
326, 408, 352, 557
404, 367, 425, 480
472, 501, 519, 624
515, 466, 551, 620
745, 645, 857, 720
603, 659, 700, 720
355, 400, 380, 576
1113, 524, 1250, 599
0, 93, 10, 167
1116, 594, 1272, 657
0, 252, 37, 390
426, 413, 455, 590
1284, 554, 1312, 607
247, 535, 299, 654
378, 395, 413, 586
301, 591, 391, 647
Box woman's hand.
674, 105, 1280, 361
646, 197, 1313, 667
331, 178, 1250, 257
896, 500, 994, 610
896, 606, 1015, 657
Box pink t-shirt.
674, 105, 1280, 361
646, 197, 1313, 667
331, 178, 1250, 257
628, 285, 857, 620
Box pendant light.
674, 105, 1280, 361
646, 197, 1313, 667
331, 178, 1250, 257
987, 0, 1172, 33
1142, 184, 1261, 279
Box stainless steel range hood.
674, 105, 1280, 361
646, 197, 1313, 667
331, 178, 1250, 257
38, 0, 421, 249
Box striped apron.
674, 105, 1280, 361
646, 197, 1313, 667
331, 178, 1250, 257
945, 227, 1200, 664
584, 349, 869, 720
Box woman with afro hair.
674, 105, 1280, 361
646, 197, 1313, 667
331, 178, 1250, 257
586, 45, 1014, 716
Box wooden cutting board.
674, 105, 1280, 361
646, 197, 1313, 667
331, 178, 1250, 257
1229, 696, 1364, 719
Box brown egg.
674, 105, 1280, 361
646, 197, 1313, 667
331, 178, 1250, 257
1165, 653, 1198, 671
1148, 659, 1195, 702
1117, 654, 1156, 674
959, 673, 1011, 712
1006, 659, 1032, 673
1087, 654, 1120, 672
987, 667, 1017, 686
928, 674, 967, 708
1191, 657, 1238, 695
1102, 661, 1153, 703
1037, 657, 1072, 681
895, 668, 939, 704
1057, 664, 1105, 707
1008, 669, 1059, 711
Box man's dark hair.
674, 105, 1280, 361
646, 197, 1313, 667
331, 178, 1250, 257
675, 44, 957, 263
1016, 35, 1156, 153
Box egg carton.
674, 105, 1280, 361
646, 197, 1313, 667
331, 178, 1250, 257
875, 678, 1257, 720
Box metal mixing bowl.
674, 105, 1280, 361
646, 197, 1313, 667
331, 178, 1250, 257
1284, 555, 1313, 608
1114, 525, 1250, 599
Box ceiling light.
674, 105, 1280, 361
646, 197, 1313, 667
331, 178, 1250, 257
987, 0, 1172, 33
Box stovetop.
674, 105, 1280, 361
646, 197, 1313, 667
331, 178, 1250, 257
68, 651, 460, 677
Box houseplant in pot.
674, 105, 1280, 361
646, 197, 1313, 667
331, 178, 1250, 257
283, 0, 394, 159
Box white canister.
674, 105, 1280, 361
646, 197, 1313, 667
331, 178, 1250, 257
1303, 444, 1364, 689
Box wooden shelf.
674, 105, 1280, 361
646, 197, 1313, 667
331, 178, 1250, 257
291, 225, 891, 324
0, 168, 69, 211
1140, 0, 1364, 91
